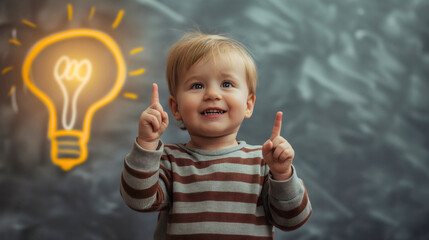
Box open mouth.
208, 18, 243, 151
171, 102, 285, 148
201, 109, 226, 115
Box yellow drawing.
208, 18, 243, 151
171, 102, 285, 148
128, 68, 145, 76
130, 47, 144, 55
22, 29, 126, 171
6, 4, 144, 171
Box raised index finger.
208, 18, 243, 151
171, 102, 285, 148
270, 111, 283, 140
151, 83, 159, 105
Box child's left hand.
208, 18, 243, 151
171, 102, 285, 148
262, 112, 295, 181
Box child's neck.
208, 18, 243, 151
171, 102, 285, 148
186, 133, 239, 151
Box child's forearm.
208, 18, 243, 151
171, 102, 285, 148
120, 140, 170, 212
265, 166, 312, 231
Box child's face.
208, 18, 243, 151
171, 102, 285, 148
169, 52, 255, 138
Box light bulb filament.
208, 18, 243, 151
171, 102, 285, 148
54, 55, 92, 130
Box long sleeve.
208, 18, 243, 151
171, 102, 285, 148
120, 139, 171, 212
262, 165, 312, 231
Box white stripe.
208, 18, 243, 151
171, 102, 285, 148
164, 146, 262, 162
172, 201, 266, 217
167, 161, 263, 177
173, 181, 261, 195
167, 222, 272, 236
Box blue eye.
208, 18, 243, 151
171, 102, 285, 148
222, 82, 232, 88
191, 83, 203, 89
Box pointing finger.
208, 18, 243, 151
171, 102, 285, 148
151, 83, 159, 105
270, 111, 283, 140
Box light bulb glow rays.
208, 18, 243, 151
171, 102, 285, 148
54, 56, 92, 130
12, 4, 144, 171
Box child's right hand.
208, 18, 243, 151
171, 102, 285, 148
137, 83, 169, 150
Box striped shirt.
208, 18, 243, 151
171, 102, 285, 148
120, 140, 312, 240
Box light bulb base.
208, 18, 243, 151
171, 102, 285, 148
51, 132, 88, 171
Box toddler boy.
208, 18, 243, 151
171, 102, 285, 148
120, 32, 312, 239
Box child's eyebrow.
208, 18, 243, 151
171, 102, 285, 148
183, 75, 202, 84
220, 72, 239, 80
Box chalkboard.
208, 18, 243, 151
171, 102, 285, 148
1, 0, 428, 239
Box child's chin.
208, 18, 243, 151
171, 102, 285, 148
201, 127, 240, 137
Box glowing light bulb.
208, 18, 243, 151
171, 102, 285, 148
54, 56, 92, 130
22, 29, 126, 171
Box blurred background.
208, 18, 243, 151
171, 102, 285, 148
1, 0, 429, 239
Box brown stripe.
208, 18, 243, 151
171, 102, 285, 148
159, 164, 172, 179
270, 189, 309, 219
173, 172, 264, 185
241, 147, 262, 153
275, 209, 312, 232
124, 160, 157, 179
121, 174, 158, 199
167, 155, 264, 168
173, 191, 259, 203
159, 172, 171, 195
120, 186, 166, 212
169, 212, 269, 225
167, 234, 273, 240
159, 164, 172, 191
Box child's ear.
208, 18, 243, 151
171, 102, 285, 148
244, 94, 256, 119
168, 96, 182, 121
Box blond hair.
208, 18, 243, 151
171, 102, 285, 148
166, 32, 257, 97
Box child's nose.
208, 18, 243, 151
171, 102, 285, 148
203, 86, 222, 101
